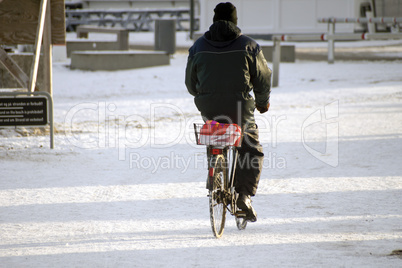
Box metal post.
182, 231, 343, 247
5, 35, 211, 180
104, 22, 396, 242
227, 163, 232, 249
272, 38, 281, 87
328, 21, 335, 64
47, 91, 54, 149
190, 0, 195, 39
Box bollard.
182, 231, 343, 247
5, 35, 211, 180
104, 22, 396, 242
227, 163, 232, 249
366, 11, 376, 34
154, 19, 176, 55
272, 38, 281, 87
327, 21, 335, 64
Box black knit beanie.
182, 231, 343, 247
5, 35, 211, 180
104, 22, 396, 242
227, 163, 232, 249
213, 2, 238, 25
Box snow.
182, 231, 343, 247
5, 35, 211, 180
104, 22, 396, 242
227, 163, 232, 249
1, 34, 402, 267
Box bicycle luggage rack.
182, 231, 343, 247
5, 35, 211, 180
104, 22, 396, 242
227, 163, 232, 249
193, 123, 242, 147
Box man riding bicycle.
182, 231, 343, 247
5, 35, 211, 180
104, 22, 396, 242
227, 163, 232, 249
185, 2, 271, 222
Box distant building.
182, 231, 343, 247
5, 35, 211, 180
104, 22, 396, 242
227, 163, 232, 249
199, 0, 402, 34
64, 0, 401, 34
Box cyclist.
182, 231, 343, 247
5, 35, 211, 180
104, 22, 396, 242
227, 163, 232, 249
185, 2, 271, 222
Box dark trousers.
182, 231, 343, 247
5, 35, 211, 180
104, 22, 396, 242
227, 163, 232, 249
234, 125, 264, 196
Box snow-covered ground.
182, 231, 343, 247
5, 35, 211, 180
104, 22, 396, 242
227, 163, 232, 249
1, 35, 402, 267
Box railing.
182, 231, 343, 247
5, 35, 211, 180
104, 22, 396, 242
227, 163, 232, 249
318, 17, 402, 24
317, 16, 402, 64
270, 17, 402, 87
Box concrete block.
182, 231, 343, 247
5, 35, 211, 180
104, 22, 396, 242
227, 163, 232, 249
53, 45, 67, 62
262, 45, 295, 62
76, 26, 129, 50
70, 51, 170, 71
66, 41, 127, 58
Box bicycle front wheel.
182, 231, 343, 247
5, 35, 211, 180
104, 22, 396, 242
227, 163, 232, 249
209, 154, 227, 238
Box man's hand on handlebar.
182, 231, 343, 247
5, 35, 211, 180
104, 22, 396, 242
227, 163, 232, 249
256, 103, 270, 114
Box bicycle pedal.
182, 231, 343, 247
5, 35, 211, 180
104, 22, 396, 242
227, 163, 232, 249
235, 211, 247, 218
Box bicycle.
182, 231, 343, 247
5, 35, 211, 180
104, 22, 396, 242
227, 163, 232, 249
194, 120, 249, 238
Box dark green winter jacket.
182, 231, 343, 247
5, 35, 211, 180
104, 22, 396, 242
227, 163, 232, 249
185, 20, 271, 128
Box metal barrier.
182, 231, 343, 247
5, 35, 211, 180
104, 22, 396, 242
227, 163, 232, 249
271, 16, 402, 87
318, 16, 402, 64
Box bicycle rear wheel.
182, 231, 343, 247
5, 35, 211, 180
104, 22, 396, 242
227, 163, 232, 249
209, 154, 227, 238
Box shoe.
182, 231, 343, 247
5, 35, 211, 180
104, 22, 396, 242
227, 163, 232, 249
237, 193, 257, 222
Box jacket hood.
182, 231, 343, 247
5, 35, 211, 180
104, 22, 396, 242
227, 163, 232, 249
204, 21, 241, 47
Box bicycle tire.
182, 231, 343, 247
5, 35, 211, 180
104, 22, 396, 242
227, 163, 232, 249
209, 154, 227, 238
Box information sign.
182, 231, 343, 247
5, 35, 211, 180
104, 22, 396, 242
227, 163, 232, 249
0, 97, 48, 126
